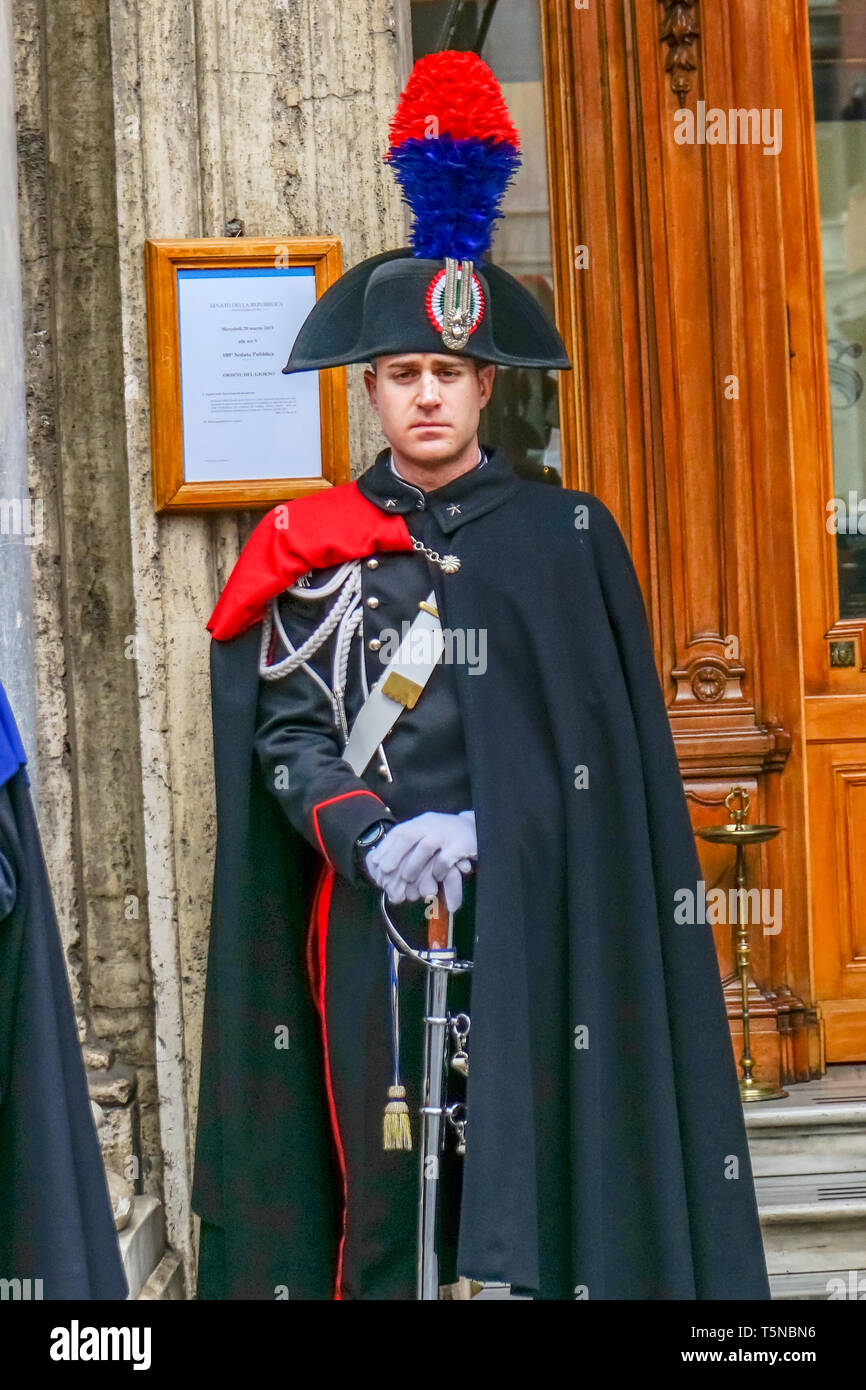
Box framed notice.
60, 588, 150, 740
145, 238, 349, 511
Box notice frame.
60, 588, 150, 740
145, 237, 349, 512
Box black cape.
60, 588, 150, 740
0, 685, 128, 1299
192, 481, 771, 1300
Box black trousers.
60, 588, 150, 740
317, 869, 476, 1300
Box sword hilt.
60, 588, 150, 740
426, 886, 449, 951
378, 891, 473, 973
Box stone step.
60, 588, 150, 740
743, 1072, 866, 1299
746, 1099, 866, 1178
756, 1175, 866, 1277
769, 1269, 866, 1300
755, 1169, 866, 1204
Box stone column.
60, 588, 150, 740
0, 0, 36, 781
105, 0, 412, 1286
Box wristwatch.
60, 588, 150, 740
353, 819, 392, 877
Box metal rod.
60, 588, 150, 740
436, 0, 466, 52
417, 887, 451, 1300
417, 956, 450, 1299
379, 887, 473, 1300
474, 0, 499, 54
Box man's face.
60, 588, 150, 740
363, 353, 495, 464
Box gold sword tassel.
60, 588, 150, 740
383, 940, 412, 1151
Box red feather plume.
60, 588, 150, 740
387, 50, 521, 150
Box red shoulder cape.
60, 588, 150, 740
207, 482, 413, 641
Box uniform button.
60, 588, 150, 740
377, 764, 388, 777
415, 499, 425, 509
366, 596, 379, 609
366, 557, 379, 569
368, 638, 382, 651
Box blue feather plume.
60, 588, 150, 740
387, 135, 521, 263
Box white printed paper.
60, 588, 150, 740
177, 266, 321, 483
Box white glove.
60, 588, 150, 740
364, 809, 476, 913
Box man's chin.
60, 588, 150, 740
398, 431, 459, 462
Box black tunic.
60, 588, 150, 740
252, 450, 484, 879
245, 451, 492, 1298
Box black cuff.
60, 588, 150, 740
310, 789, 396, 885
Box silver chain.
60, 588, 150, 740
408, 535, 461, 574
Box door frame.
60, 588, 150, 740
776, 0, 866, 1060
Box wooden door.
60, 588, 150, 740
538, 0, 853, 1083
782, 0, 866, 1060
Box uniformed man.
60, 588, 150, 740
252, 356, 503, 1300
192, 50, 771, 1304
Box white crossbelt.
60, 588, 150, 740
342, 590, 444, 777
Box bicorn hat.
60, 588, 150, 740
282, 51, 571, 374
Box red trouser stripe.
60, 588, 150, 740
307, 862, 348, 1300
306, 862, 327, 1012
